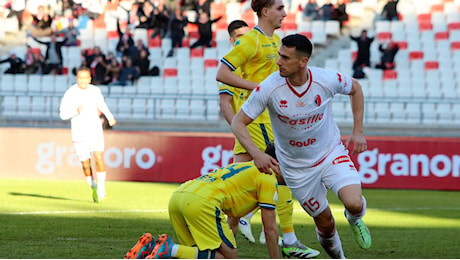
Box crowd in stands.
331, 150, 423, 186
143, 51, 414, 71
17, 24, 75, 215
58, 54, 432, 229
0, 0, 407, 86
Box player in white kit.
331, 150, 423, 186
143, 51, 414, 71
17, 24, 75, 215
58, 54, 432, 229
60, 67, 116, 203
231, 34, 371, 258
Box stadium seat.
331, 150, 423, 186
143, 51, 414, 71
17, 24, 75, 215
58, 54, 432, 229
175, 98, 191, 119
418, 22, 433, 31
189, 99, 206, 120
149, 35, 162, 48
163, 68, 178, 77
448, 22, 460, 31
409, 51, 424, 60
159, 99, 176, 119
424, 61, 439, 70
451, 41, 460, 50
377, 32, 392, 42
190, 47, 204, 58
204, 59, 218, 68
382, 70, 397, 80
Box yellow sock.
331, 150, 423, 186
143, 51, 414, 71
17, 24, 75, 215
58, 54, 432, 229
277, 185, 294, 234
176, 244, 198, 259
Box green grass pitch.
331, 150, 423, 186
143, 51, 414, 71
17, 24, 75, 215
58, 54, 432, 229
1, 179, 459, 258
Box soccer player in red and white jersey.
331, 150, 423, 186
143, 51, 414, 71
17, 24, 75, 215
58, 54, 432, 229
231, 33, 371, 258
60, 67, 116, 203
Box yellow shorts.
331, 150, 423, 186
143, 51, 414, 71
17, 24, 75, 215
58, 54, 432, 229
168, 191, 236, 251
234, 123, 273, 155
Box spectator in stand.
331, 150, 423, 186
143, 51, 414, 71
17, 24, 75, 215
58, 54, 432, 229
350, 29, 374, 78
132, 39, 149, 65
29, 5, 54, 37
149, 0, 171, 39
331, 0, 349, 33
6, 0, 26, 30
381, 0, 399, 21
116, 18, 135, 57
0, 51, 25, 74
32, 33, 68, 75
189, 11, 222, 49
193, 0, 212, 17
302, 0, 319, 21
109, 57, 140, 86
167, 8, 188, 57
23, 45, 40, 74
103, 54, 121, 85
133, 0, 154, 29
375, 41, 399, 70
84, 47, 108, 85
136, 49, 150, 76
319, 0, 333, 21
57, 19, 80, 46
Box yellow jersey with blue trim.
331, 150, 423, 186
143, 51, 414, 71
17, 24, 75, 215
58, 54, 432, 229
177, 161, 278, 218
218, 68, 248, 114
220, 26, 280, 123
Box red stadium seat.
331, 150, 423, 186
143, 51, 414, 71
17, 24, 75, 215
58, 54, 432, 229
418, 22, 433, 31
431, 4, 444, 12
107, 31, 119, 39
383, 70, 397, 80
241, 10, 255, 23
409, 51, 424, 60
377, 32, 392, 41
435, 31, 449, 41
417, 13, 431, 24
352, 51, 357, 60
204, 59, 219, 68
285, 13, 296, 23
148, 35, 161, 47
281, 22, 297, 31
182, 38, 190, 48
424, 61, 439, 70
190, 48, 204, 58
448, 22, 460, 31
394, 41, 407, 49
299, 31, 312, 39
163, 68, 178, 77
451, 41, 460, 50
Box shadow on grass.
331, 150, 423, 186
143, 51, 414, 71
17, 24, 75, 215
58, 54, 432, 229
9, 192, 72, 201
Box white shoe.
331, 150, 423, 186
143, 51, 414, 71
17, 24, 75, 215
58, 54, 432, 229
238, 218, 255, 243
259, 230, 282, 246
97, 185, 106, 201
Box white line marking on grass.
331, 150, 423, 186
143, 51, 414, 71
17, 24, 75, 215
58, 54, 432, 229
1, 209, 168, 215
2, 207, 460, 216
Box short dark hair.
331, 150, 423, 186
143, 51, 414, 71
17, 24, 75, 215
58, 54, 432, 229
77, 66, 91, 75
281, 34, 313, 58
251, 0, 275, 16
264, 142, 277, 160
227, 20, 248, 36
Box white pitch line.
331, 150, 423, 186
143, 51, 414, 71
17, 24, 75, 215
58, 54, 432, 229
2, 207, 460, 216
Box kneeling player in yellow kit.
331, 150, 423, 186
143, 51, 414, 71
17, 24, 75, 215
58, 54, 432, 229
125, 144, 282, 259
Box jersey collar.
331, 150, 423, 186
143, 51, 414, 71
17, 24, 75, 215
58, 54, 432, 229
285, 68, 312, 98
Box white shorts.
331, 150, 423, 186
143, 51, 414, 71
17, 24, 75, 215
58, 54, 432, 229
280, 144, 361, 217
72, 133, 105, 162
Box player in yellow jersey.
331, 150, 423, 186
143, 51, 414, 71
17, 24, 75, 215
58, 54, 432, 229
216, 1, 319, 258
125, 144, 281, 259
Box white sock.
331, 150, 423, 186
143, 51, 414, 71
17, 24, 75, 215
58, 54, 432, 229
345, 196, 367, 225
316, 228, 345, 259
244, 210, 255, 220
96, 172, 106, 189
171, 245, 178, 257
282, 232, 297, 245
85, 176, 94, 187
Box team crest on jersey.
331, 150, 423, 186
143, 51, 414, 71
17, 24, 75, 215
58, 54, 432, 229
272, 42, 277, 48
255, 86, 261, 92
337, 73, 342, 83
235, 39, 241, 46
314, 95, 321, 106
296, 101, 305, 107
280, 100, 288, 108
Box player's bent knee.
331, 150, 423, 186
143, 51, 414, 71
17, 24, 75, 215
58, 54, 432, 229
197, 250, 216, 259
